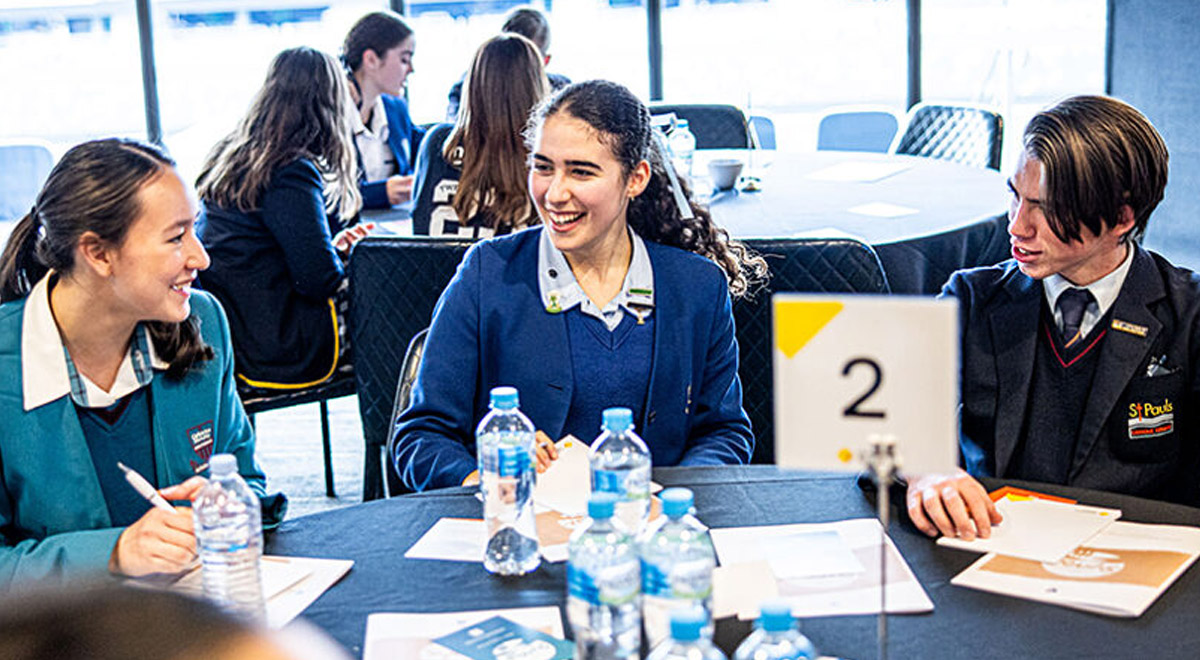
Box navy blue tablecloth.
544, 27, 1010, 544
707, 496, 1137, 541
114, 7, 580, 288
265, 466, 1200, 659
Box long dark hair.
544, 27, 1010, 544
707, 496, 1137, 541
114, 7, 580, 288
0, 139, 213, 378
196, 47, 360, 219
525, 80, 767, 297
445, 33, 548, 230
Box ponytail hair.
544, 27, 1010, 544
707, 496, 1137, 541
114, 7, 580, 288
526, 80, 767, 297
0, 138, 213, 378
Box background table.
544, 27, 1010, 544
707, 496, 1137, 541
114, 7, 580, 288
698, 150, 1011, 294
265, 466, 1200, 659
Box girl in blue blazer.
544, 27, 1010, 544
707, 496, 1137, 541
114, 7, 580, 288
343, 11, 426, 209
0, 139, 284, 587
393, 80, 768, 491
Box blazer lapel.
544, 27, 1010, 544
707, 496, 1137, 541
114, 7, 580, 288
990, 271, 1042, 476
515, 261, 572, 439
1070, 247, 1164, 478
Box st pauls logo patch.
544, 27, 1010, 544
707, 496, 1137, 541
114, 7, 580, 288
188, 421, 214, 473
1128, 399, 1174, 439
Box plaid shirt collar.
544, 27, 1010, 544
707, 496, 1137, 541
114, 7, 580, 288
22, 272, 167, 411
536, 227, 655, 332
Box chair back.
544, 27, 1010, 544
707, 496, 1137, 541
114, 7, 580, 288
816, 108, 900, 152
650, 103, 751, 149
348, 236, 473, 499
748, 115, 776, 150
0, 142, 54, 221
892, 103, 1004, 170
733, 238, 890, 464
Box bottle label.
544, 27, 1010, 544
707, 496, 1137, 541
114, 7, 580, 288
567, 564, 601, 605
593, 469, 625, 496
642, 560, 671, 597
497, 445, 531, 478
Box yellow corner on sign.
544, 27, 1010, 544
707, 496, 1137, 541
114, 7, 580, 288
837, 448, 853, 463
774, 301, 844, 359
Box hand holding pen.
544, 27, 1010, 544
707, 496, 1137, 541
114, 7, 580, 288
110, 463, 208, 578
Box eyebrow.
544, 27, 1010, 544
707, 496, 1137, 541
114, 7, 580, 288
165, 218, 192, 234
1006, 179, 1041, 205
532, 153, 602, 170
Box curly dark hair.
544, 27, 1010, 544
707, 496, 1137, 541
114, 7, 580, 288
525, 80, 767, 297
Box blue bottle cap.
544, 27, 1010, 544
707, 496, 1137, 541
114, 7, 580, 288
587, 492, 618, 519
668, 608, 705, 641
489, 386, 519, 410
759, 601, 794, 632
677, 119, 690, 130
209, 454, 236, 476
661, 488, 694, 518
601, 407, 633, 433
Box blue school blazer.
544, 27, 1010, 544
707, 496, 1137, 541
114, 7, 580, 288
393, 227, 754, 491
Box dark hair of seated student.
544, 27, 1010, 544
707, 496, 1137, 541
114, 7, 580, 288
0, 138, 212, 377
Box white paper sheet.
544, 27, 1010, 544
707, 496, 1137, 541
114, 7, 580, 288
405, 517, 486, 562
937, 497, 1121, 563
533, 436, 591, 516
363, 606, 565, 660
806, 161, 911, 183
952, 521, 1200, 617
847, 201, 919, 218
710, 518, 932, 618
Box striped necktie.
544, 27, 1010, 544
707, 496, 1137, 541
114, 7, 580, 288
1058, 287, 1094, 348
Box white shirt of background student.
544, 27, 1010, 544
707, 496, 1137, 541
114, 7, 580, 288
350, 34, 416, 206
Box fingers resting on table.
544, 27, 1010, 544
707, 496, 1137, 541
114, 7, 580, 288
906, 469, 1002, 541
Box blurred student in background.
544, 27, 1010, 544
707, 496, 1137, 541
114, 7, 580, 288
197, 47, 365, 390
0, 138, 284, 588
343, 11, 425, 209
411, 34, 548, 237
446, 6, 571, 121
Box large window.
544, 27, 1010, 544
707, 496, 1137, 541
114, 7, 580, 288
660, 0, 908, 151
922, 0, 1107, 172
403, 1, 650, 125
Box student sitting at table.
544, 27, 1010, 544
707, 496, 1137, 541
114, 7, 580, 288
444, 6, 571, 121
393, 80, 768, 491
342, 11, 425, 210
196, 47, 366, 389
908, 95, 1200, 541
0, 138, 285, 588
411, 33, 548, 238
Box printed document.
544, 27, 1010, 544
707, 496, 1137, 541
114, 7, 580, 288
938, 496, 1121, 563
363, 606, 564, 660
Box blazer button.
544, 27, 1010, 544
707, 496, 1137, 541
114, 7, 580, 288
648, 410, 657, 424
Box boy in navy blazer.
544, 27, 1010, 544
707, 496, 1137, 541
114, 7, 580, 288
909, 95, 1200, 540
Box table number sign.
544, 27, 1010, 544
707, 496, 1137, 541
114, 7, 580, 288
772, 294, 958, 473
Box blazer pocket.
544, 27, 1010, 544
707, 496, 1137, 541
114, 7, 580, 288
1111, 372, 1185, 463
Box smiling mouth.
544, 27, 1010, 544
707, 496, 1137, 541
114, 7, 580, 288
547, 211, 584, 228
171, 280, 193, 294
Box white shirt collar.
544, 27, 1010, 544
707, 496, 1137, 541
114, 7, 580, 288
21, 273, 167, 411
1043, 242, 1136, 338
537, 227, 655, 331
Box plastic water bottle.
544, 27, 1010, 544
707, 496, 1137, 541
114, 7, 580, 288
476, 386, 540, 575
193, 453, 266, 622
567, 493, 642, 660
646, 608, 726, 660
668, 119, 697, 177
589, 407, 651, 535
732, 602, 816, 660
640, 488, 716, 647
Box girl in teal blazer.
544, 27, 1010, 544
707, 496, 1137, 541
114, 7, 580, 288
0, 139, 284, 588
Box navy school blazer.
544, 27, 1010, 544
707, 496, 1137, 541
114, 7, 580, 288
392, 227, 754, 491
949, 243, 1200, 505
358, 94, 426, 210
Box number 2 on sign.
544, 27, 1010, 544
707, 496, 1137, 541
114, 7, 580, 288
842, 357, 885, 419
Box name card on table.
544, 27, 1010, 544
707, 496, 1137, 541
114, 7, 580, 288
772, 294, 958, 473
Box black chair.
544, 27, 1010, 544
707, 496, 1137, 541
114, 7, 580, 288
649, 103, 752, 149
348, 236, 473, 500
892, 103, 1004, 171
239, 375, 356, 498
733, 238, 891, 465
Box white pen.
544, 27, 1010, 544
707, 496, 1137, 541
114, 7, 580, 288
117, 462, 175, 513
